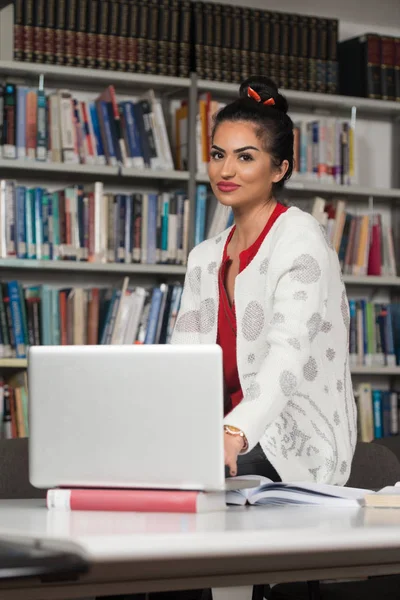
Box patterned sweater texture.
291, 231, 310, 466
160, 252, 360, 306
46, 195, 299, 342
171, 206, 357, 485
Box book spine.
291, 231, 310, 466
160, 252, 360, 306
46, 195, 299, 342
395, 38, 400, 102
167, 0, 179, 77
7, 281, 26, 358
221, 4, 232, 82
372, 390, 383, 439
25, 189, 36, 259
381, 36, 396, 101
288, 14, 299, 90
17, 87, 28, 159
144, 287, 162, 344
278, 12, 289, 89
23, 0, 35, 63
36, 84, 47, 161
2, 84, 17, 159
193, 1, 205, 80
44, 0, 56, 64
64, 0, 77, 66
240, 7, 251, 82
117, 0, 129, 72
86, 0, 98, 69
297, 16, 308, 91
326, 19, 338, 94
54, 0, 66, 65
14, 0, 24, 62
136, 0, 148, 74
366, 34, 382, 99
249, 9, 260, 85
76, 0, 88, 68
96, 0, 109, 70
307, 17, 318, 92
146, 0, 159, 75
107, 0, 119, 71
15, 187, 27, 259
33, 0, 46, 63
269, 11, 280, 86
46, 487, 213, 513
178, 0, 191, 79
231, 6, 242, 84
4, 180, 16, 258
126, 0, 139, 72
316, 18, 328, 93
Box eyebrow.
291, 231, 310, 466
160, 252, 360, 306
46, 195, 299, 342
211, 144, 260, 154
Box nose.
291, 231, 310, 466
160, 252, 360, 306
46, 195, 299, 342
220, 155, 236, 179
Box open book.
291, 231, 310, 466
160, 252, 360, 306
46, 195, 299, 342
226, 476, 372, 507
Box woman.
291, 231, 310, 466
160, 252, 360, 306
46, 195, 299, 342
172, 76, 357, 484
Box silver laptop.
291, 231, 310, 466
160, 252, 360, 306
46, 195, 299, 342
28, 344, 253, 492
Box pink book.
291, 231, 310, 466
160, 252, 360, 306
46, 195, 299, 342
47, 488, 226, 514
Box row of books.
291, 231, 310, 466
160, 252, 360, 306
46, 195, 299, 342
312, 198, 397, 277
12, 0, 191, 77
356, 383, 399, 443
348, 301, 400, 369
0, 82, 175, 170
10, 1, 339, 93
292, 119, 355, 186
0, 278, 183, 359
193, 3, 339, 93
339, 34, 400, 101
0, 181, 191, 266
0, 372, 28, 439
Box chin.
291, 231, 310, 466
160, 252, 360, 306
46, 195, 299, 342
213, 191, 242, 208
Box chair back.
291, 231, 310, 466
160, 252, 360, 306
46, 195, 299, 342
346, 441, 400, 489
0, 439, 46, 499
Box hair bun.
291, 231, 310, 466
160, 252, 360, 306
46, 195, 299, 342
239, 76, 288, 115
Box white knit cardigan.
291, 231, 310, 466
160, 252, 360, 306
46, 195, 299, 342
171, 206, 357, 485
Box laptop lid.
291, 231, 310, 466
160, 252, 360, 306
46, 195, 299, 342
28, 344, 226, 491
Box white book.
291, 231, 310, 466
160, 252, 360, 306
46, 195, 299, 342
111, 277, 130, 344
59, 91, 78, 164
49, 93, 62, 163
123, 287, 147, 345
148, 90, 174, 170
140, 194, 148, 264
356, 383, 374, 442
226, 475, 371, 507
93, 181, 103, 262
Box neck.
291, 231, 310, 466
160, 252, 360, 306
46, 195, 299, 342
230, 200, 277, 252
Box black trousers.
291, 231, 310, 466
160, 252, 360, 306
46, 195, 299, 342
101, 445, 279, 600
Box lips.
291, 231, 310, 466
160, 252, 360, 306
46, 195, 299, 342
217, 182, 240, 192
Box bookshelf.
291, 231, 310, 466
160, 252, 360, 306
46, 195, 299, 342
197, 78, 400, 117
0, 56, 400, 446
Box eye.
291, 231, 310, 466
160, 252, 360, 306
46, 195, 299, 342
210, 150, 224, 160
239, 153, 254, 162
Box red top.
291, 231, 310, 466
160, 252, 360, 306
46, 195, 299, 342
218, 203, 289, 415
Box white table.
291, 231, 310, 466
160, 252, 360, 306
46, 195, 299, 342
0, 500, 400, 599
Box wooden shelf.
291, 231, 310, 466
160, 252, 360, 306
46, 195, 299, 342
197, 79, 400, 117
0, 259, 187, 276
0, 359, 27, 368
196, 172, 400, 199
0, 61, 191, 91
343, 275, 400, 286
351, 366, 400, 376
120, 167, 189, 181
0, 160, 189, 183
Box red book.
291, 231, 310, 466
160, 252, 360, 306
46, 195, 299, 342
367, 215, 382, 276
47, 488, 226, 514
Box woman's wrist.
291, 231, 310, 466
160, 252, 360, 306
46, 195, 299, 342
224, 425, 249, 453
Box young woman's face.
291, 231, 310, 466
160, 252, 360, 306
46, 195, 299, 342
208, 120, 287, 210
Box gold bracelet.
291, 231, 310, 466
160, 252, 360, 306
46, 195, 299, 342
224, 425, 249, 453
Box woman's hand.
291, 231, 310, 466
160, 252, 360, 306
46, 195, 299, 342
224, 432, 245, 477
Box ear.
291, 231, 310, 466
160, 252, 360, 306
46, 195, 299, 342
271, 159, 289, 184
